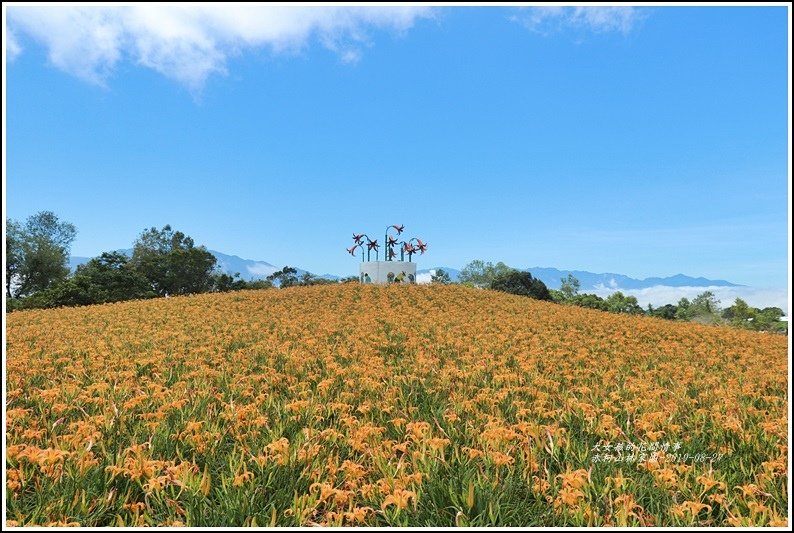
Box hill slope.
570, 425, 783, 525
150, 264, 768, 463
5, 285, 787, 526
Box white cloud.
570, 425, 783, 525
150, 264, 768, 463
7, 5, 433, 90
246, 263, 278, 277
514, 6, 643, 36
416, 271, 434, 284
6, 28, 23, 61
8, 8, 125, 85
589, 285, 789, 314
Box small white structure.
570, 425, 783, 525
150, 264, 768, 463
359, 261, 417, 285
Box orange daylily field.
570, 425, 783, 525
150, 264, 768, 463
4, 284, 789, 526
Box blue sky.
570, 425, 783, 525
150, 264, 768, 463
5, 6, 790, 289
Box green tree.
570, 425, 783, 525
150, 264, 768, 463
691, 291, 720, 315
677, 291, 722, 324
569, 293, 608, 311
604, 291, 644, 314
722, 300, 785, 332
757, 306, 784, 321
130, 225, 217, 296
267, 266, 299, 288
74, 252, 154, 303
754, 307, 786, 332
431, 269, 452, 284
6, 211, 77, 298
490, 270, 552, 301
212, 272, 249, 292
25, 252, 154, 308
559, 274, 580, 301
676, 293, 724, 323
244, 279, 275, 290
722, 297, 754, 325
459, 260, 512, 288
650, 304, 678, 320
675, 297, 693, 320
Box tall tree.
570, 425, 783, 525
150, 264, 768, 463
459, 260, 512, 288
690, 291, 721, 315
267, 266, 299, 288
675, 297, 693, 320
490, 269, 552, 301
6, 211, 77, 298
675, 292, 721, 323
130, 225, 217, 296
604, 291, 644, 314
722, 297, 754, 323
559, 274, 581, 300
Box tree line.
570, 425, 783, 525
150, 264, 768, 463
6, 212, 348, 312
431, 260, 787, 334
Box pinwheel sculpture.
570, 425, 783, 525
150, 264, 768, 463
347, 233, 381, 261
400, 238, 428, 262
346, 224, 428, 263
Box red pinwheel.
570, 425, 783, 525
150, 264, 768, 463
388, 248, 397, 259
416, 239, 428, 254
392, 224, 405, 234
367, 239, 379, 251
387, 235, 399, 246
403, 242, 415, 253
353, 234, 364, 244
347, 245, 359, 256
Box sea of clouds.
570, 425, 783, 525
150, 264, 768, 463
417, 271, 788, 314
589, 285, 789, 314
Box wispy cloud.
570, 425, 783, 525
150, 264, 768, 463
513, 6, 644, 36
246, 263, 278, 277
7, 6, 433, 90
589, 285, 789, 314
6, 28, 23, 61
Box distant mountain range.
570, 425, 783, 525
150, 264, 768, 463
416, 266, 739, 289
520, 267, 740, 290
69, 249, 321, 281
70, 250, 741, 289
